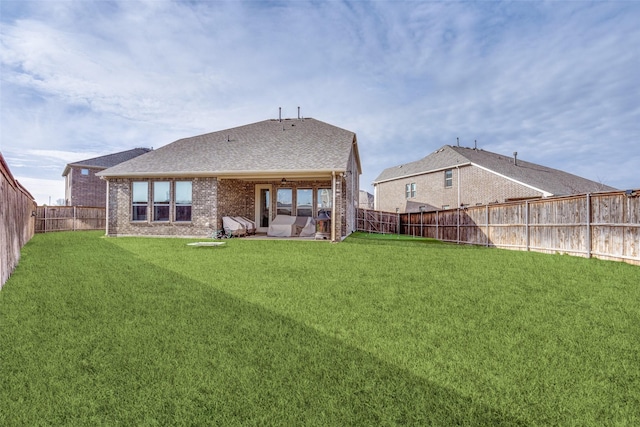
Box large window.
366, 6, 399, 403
444, 170, 453, 188
277, 188, 292, 215
174, 181, 192, 222
132, 182, 148, 221
153, 182, 170, 221
296, 189, 313, 217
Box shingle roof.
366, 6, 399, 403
374, 145, 616, 196
97, 118, 359, 178
62, 148, 151, 176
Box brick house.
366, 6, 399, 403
373, 144, 616, 213
97, 118, 361, 241
63, 148, 151, 206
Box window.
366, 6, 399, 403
277, 188, 292, 215
153, 182, 170, 221
175, 181, 192, 222
132, 182, 148, 221
442, 205, 450, 210
444, 169, 453, 188
405, 183, 416, 198
81, 168, 89, 175
296, 189, 313, 217
317, 188, 332, 215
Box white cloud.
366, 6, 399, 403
1, 0, 639, 200
13, 176, 65, 206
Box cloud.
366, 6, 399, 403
12, 176, 65, 206
1, 0, 638, 201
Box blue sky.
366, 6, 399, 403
1, 0, 639, 205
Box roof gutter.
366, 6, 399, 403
97, 168, 345, 179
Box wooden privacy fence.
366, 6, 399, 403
357, 190, 640, 265
1, 153, 36, 288
36, 206, 106, 233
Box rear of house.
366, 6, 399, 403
97, 118, 361, 242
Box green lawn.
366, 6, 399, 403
1, 231, 639, 426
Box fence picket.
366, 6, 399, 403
357, 190, 640, 265
35, 206, 106, 233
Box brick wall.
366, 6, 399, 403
69, 167, 107, 207
375, 165, 543, 212
106, 177, 217, 237
217, 179, 255, 228
105, 176, 356, 240
344, 150, 360, 235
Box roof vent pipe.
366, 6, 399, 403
298, 106, 300, 120
457, 137, 460, 147
474, 140, 477, 149
513, 151, 518, 166
279, 107, 282, 122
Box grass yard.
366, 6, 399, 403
1, 231, 639, 426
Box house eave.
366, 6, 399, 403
98, 168, 346, 180
372, 162, 472, 185
63, 164, 106, 177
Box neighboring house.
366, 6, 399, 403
97, 118, 361, 241
63, 148, 151, 207
359, 190, 374, 209
373, 144, 616, 213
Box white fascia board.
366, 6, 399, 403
471, 163, 553, 197
372, 162, 472, 185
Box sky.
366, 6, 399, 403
1, 0, 639, 206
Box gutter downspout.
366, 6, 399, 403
456, 165, 461, 208
331, 171, 336, 242
456, 165, 461, 244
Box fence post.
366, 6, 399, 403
457, 208, 460, 244
436, 210, 439, 240
485, 205, 489, 247
73, 206, 77, 231
586, 193, 591, 259
525, 201, 530, 252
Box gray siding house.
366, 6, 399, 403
97, 118, 361, 241
374, 145, 615, 213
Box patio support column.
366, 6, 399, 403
331, 171, 336, 242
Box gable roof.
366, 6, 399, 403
374, 145, 616, 196
97, 118, 360, 179
62, 148, 152, 177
